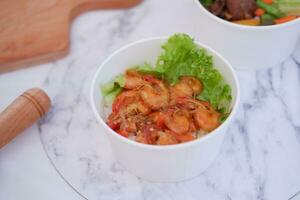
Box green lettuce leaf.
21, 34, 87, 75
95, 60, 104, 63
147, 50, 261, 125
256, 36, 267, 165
103, 87, 122, 104
138, 33, 232, 114
101, 75, 125, 103
136, 63, 164, 75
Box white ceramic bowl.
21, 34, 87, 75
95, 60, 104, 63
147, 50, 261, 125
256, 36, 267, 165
193, 0, 300, 70
90, 37, 240, 182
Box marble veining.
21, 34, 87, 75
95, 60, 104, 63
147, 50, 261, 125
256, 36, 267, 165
3, 0, 298, 199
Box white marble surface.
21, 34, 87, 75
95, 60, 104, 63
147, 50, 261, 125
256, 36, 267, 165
1, 0, 300, 199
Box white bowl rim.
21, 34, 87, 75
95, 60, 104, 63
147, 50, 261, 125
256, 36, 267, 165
193, 0, 300, 31
90, 36, 240, 151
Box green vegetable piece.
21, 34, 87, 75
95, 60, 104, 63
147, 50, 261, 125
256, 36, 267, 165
219, 113, 230, 123
261, 13, 275, 25
101, 82, 115, 96
257, 0, 285, 18
101, 75, 125, 102
275, 0, 300, 15
104, 87, 122, 104
115, 75, 125, 87
200, 0, 214, 7
136, 63, 164, 75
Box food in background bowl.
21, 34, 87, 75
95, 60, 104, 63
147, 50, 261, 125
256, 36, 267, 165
199, 0, 300, 26
101, 34, 232, 145
193, 0, 300, 69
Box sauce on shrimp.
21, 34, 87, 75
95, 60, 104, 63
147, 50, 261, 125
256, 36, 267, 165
106, 69, 221, 145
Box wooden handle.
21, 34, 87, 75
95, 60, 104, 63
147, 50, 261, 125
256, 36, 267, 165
0, 88, 51, 149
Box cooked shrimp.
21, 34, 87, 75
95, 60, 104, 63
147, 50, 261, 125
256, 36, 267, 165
112, 90, 139, 113
189, 120, 197, 133
180, 76, 203, 94
175, 97, 220, 132
124, 76, 144, 89
124, 70, 145, 89
169, 80, 193, 102
120, 100, 151, 116
140, 78, 169, 110
109, 89, 150, 133
106, 70, 224, 145
107, 112, 121, 130
193, 105, 220, 132
136, 124, 159, 144
164, 109, 190, 134
148, 112, 165, 128
156, 131, 178, 145
176, 97, 209, 111
167, 130, 196, 142
169, 76, 202, 105
120, 117, 137, 133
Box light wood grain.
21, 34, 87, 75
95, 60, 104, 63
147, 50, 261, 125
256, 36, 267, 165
0, 0, 142, 73
0, 88, 51, 149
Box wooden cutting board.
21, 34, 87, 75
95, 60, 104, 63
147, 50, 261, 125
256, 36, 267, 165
0, 0, 142, 73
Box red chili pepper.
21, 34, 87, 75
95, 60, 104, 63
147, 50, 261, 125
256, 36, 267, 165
275, 16, 298, 24
167, 131, 196, 142
156, 113, 166, 129
262, 0, 273, 4
176, 133, 196, 142
176, 96, 189, 105
255, 8, 265, 17
112, 95, 124, 113
107, 120, 120, 130
140, 124, 158, 144
117, 129, 129, 137
143, 75, 157, 83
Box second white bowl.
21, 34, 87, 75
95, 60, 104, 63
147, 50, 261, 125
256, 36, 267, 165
193, 0, 300, 70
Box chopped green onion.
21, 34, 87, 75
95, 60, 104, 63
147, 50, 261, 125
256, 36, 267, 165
257, 0, 285, 18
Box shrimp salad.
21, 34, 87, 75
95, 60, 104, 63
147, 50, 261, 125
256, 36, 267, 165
101, 34, 232, 145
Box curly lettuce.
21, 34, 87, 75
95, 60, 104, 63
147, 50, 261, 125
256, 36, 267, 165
137, 33, 232, 114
